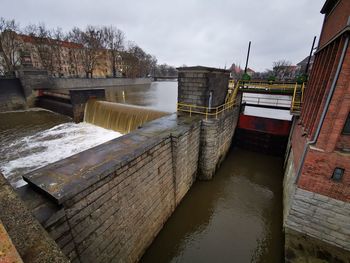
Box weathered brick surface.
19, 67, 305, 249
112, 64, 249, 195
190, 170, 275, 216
319, 0, 350, 48
283, 151, 350, 261
292, 0, 350, 204
298, 147, 350, 202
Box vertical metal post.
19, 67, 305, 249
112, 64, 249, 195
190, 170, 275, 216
244, 41, 251, 74
305, 36, 317, 75
190, 106, 192, 117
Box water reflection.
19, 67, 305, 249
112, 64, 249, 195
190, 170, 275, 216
141, 148, 283, 263
105, 81, 178, 112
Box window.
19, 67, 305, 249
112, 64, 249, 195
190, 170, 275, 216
342, 112, 350, 135
331, 167, 344, 182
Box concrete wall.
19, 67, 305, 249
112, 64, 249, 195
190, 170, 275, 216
283, 151, 350, 262
16, 69, 50, 106
50, 77, 152, 90
70, 89, 106, 122
0, 78, 26, 111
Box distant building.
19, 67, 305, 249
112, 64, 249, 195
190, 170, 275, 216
296, 55, 315, 75
0, 31, 128, 78
246, 67, 255, 77
229, 63, 255, 79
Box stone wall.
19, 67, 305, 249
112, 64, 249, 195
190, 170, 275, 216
283, 151, 350, 262
0, 78, 26, 111
22, 115, 202, 263
198, 100, 240, 180
177, 66, 230, 108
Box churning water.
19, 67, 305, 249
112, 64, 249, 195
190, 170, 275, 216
0, 109, 121, 187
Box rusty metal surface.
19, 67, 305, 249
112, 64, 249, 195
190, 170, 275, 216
23, 114, 199, 205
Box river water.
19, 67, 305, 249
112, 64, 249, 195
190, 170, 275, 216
141, 147, 284, 263
0, 80, 285, 262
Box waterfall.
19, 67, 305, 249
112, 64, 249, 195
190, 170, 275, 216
84, 100, 169, 134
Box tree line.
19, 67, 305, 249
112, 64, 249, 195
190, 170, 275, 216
230, 59, 309, 82
0, 17, 177, 78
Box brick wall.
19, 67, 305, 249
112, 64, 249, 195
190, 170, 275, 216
298, 148, 350, 202
283, 151, 350, 262
294, 35, 350, 202
319, 0, 350, 48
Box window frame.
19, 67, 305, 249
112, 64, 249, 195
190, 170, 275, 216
342, 112, 350, 135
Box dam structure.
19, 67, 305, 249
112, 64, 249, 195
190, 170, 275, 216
0, 66, 241, 262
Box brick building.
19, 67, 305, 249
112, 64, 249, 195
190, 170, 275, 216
284, 0, 350, 261
1, 32, 127, 78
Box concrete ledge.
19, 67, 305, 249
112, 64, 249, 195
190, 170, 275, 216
49, 77, 152, 90
23, 114, 200, 205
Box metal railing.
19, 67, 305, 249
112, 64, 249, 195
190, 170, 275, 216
177, 99, 236, 120
177, 80, 306, 118
177, 81, 239, 120
291, 82, 305, 113
238, 81, 298, 93
242, 94, 292, 108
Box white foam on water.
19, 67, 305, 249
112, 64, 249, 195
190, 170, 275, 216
1, 122, 122, 187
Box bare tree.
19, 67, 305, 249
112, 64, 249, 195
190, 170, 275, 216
0, 17, 23, 75
25, 23, 56, 75
51, 27, 65, 77
66, 27, 84, 77
102, 26, 125, 77
80, 26, 103, 78
272, 59, 293, 81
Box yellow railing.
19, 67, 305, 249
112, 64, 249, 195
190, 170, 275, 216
291, 82, 305, 113
238, 81, 298, 92
177, 100, 236, 120
177, 81, 240, 120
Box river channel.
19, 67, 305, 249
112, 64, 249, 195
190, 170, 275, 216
0, 80, 285, 261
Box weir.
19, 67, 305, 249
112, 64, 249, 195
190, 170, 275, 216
84, 100, 169, 134
0, 66, 241, 263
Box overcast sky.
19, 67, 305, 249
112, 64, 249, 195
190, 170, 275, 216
2, 0, 325, 71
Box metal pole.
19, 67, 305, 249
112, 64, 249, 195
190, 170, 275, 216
244, 41, 251, 74
305, 36, 316, 75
